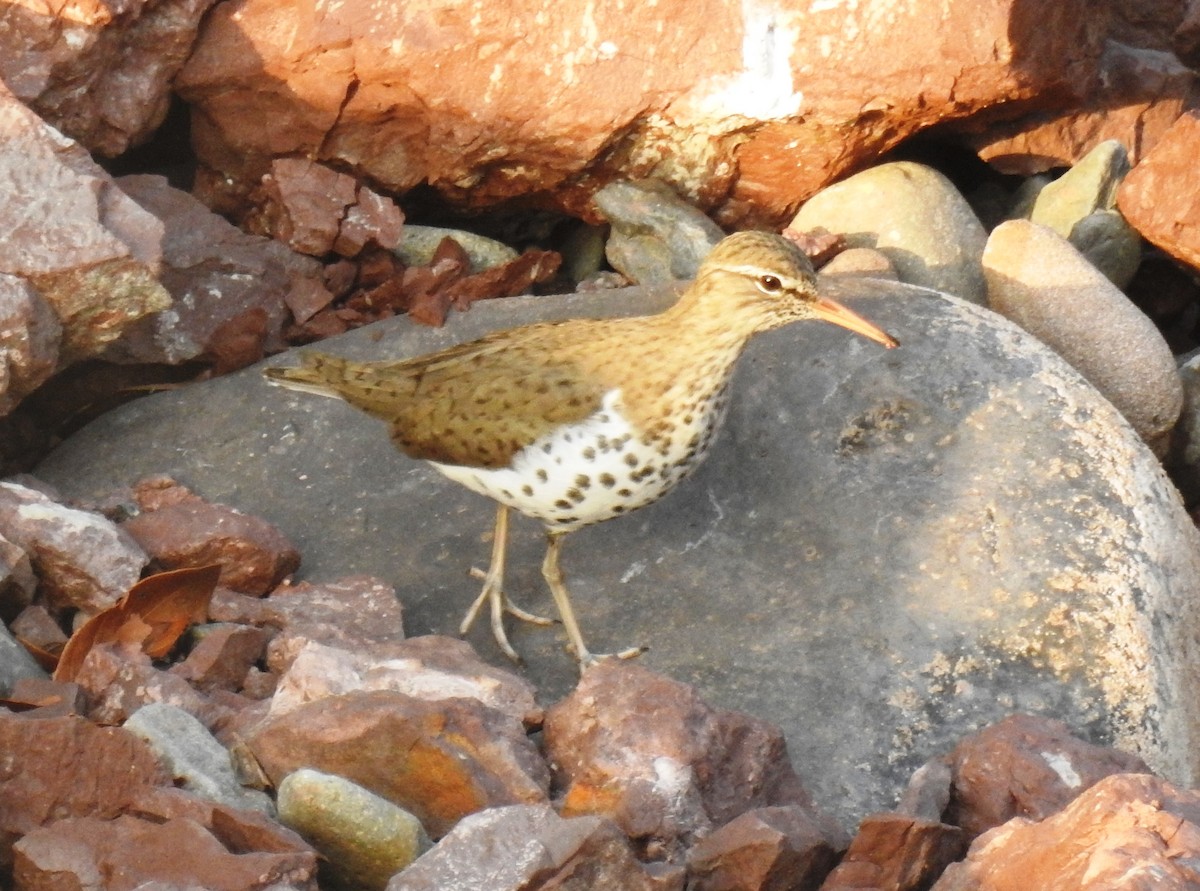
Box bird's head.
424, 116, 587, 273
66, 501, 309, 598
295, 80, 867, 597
693, 231, 898, 348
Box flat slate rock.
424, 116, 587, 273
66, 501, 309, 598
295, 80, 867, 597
34, 278, 1200, 825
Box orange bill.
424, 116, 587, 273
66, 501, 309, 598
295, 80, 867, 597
813, 297, 899, 348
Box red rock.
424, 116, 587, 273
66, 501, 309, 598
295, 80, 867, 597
248, 158, 404, 258
269, 636, 542, 728
0, 711, 168, 870
132, 785, 315, 858
8, 676, 84, 716
0, 538, 37, 621
543, 662, 837, 854
122, 497, 300, 595
108, 174, 326, 364
0, 0, 217, 157
687, 806, 843, 891
945, 714, 1150, 840
931, 773, 1200, 890
388, 803, 683, 891
1118, 109, 1200, 270
12, 813, 317, 891
0, 81, 170, 364
969, 41, 1195, 175
75, 642, 232, 729
211, 575, 405, 671
0, 481, 147, 614
169, 623, 271, 693
817, 813, 965, 891
247, 689, 549, 838
177, 0, 1104, 227
0, 275, 60, 415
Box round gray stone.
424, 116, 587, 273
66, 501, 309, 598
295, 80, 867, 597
34, 279, 1200, 826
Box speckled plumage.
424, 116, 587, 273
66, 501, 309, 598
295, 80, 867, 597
265, 231, 897, 667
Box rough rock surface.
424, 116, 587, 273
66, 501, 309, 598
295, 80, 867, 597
0, 481, 147, 614
982, 219, 1182, 454
246, 689, 550, 838
789, 162, 988, 304
34, 278, 1200, 824
968, 40, 1196, 174
686, 806, 841, 891
0, 274, 61, 415
109, 174, 328, 365
544, 662, 835, 854
818, 813, 965, 891
176, 0, 1106, 226
0, 712, 169, 870
0, 0, 217, 156
1118, 108, 1200, 269
0, 82, 170, 366
388, 804, 682, 891
945, 713, 1151, 840
931, 773, 1200, 890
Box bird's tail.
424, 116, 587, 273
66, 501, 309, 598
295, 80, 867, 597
264, 353, 412, 419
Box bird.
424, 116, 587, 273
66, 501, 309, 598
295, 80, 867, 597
264, 231, 897, 668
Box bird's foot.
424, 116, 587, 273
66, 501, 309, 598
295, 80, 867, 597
466, 567, 555, 625
462, 567, 555, 664
574, 644, 648, 671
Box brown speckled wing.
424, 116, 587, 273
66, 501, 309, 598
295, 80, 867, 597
382, 323, 612, 469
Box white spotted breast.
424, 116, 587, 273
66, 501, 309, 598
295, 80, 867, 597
429, 388, 729, 531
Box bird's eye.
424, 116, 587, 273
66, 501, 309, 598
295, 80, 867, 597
756, 275, 783, 294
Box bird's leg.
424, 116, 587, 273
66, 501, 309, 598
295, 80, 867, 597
541, 530, 646, 670
461, 504, 553, 663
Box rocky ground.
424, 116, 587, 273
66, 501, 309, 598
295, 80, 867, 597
4, 0, 1200, 888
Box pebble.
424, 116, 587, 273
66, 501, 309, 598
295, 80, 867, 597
982, 219, 1181, 454
593, 179, 725, 284
789, 161, 988, 303
278, 768, 430, 891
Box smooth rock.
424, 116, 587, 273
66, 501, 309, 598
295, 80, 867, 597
790, 162, 988, 303
1068, 209, 1143, 289
124, 702, 274, 814
0, 481, 147, 614
34, 276, 1200, 824
387, 804, 682, 891
593, 180, 726, 284
1118, 108, 1200, 269
818, 248, 898, 282
931, 773, 1200, 890
982, 219, 1181, 453
1028, 139, 1130, 238
278, 769, 430, 891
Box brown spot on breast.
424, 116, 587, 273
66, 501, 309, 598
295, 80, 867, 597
624, 453, 639, 467
537, 469, 549, 482
555, 499, 572, 510
583, 447, 596, 460
567, 488, 585, 503
599, 473, 616, 488
618, 488, 633, 497
575, 474, 591, 489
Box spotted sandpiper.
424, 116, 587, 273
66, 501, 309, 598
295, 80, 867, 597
265, 231, 897, 667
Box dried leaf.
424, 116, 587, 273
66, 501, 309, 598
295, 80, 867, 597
53, 564, 222, 682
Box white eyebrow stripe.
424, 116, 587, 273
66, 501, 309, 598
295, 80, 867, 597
722, 263, 807, 286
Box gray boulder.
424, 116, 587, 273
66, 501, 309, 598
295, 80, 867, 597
34, 278, 1200, 825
